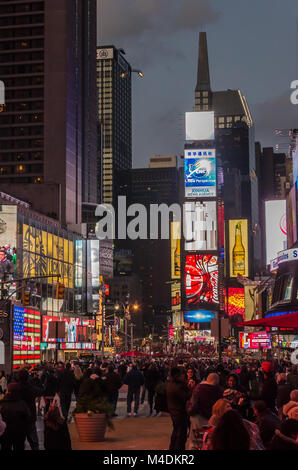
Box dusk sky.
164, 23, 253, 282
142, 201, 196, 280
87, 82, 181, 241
97, 0, 298, 168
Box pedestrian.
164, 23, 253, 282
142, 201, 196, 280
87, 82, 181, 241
283, 400, 298, 421
276, 373, 292, 419
187, 373, 222, 425
258, 362, 277, 413
270, 419, 298, 450
15, 367, 43, 450
124, 363, 144, 417
44, 403, 72, 450
0, 370, 7, 397
144, 363, 161, 416
166, 367, 191, 451
41, 367, 58, 413
73, 364, 84, 400
105, 365, 122, 417
0, 383, 31, 451
56, 362, 75, 421
288, 365, 298, 391
208, 409, 251, 450
253, 400, 281, 449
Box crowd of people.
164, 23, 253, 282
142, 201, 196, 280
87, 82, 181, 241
0, 356, 297, 451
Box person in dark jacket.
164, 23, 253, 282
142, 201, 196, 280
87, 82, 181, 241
258, 362, 277, 412
124, 364, 144, 416
78, 369, 107, 400
276, 373, 292, 419
105, 365, 122, 416
269, 419, 298, 451
253, 400, 281, 449
0, 383, 31, 451
188, 373, 222, 423
44, 404, 72, 451
288, 365, 298, 391
238, 365, 250, 392
166, 367, 192, 451
144, 364, 161, 416
41, 367, 58, 412
117, 361, 127, 381
15, 367, 43, 450
56, 362, 75, 421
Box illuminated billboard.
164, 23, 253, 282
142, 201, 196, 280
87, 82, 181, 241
184, 310, 215, 323
42, 316, 95, 346
225, 287, 245, 320
184, 201, 217, 251
185, 111, 215, 141
239, 332, 271, 350
171, 222, 181, 279
185, 254, 219, 305
265, 200, 287, 265
287, 184, 297, 248
185, 149, 216, 198
171, 281, 181, 312
229, 219, 249, 278
13, 306, 41, 369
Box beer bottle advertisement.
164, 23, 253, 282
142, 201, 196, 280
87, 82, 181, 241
229, 219, 248, 278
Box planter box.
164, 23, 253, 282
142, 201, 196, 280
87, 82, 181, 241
74, 413, 107, 442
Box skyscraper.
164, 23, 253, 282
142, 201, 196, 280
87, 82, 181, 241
0, 0, 99, 227
194, 32, 261, 274
97, 46, 132, 205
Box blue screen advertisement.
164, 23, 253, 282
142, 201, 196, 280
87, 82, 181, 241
184, 310, 215, 323
185, 149, 216, 198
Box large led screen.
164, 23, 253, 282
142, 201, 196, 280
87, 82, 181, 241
185, 149, 216, 198
13, 306, 41, 369
42, 316, 95, 344
185, 111, 215, 141
239, 332, 271, 350
229, 219, 249, 278
170, 222, 181, 279
184, 310, 215, 323
265, 200, 287, 265
287, 184, 297, 248
185, 254, 219, 306
184, 201, 217, 251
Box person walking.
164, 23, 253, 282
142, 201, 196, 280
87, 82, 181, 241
187, 373, 223, 425
144, 363, 161, 416
276, 373, 292, 419
56, 362, 75, 421
0, 383, 31, 451
167, 367, 192, 451
105, 365, 122, 417
0, 370, 7, 396
124, 364, 144, 417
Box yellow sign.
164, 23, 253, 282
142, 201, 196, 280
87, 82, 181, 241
229, 220, 249, 278
171, 222, 181, 280
244, 286, 256, 321
23, 224, 74, 288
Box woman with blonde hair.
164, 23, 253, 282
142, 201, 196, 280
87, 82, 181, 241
73, 364, 83, 399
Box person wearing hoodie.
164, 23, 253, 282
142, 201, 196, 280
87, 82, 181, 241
187, 373, 223, 424
0, 383, 31, 450
270, 419, 298, 450
167, 367, 192, 451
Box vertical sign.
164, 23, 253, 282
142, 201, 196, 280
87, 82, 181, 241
229, 219, 249, 278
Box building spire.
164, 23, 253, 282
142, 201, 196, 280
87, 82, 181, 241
196, 32, 211, 92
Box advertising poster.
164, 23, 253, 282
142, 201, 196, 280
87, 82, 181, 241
225, 287, 245, 320
287, 184, 297, 248
184, 201, 217, 251
239, 332, 271, 349
184, 310, 215, 322
170, 221, 181, 279
0, 205, 17, 249
185, 111, 215, 141
42, 316, 95, 346
171, 281, 181, 312
265, 200, 287, 265
13, 306, 41, 369
185, 254, 219, 305
185, 149, 216, 198
229, 219, 249, 278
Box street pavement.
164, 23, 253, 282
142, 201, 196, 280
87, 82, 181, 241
25, 385, 172, 450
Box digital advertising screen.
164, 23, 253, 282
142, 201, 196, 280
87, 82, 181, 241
185, 149, 216, 198
185, 111, 215, 141
184, 201, 217, 251
13, 306, 41, 369
265, 200, 287, 265
42, 316, 95, 346
287, 184, 297, 248
171, 281, 181, 312
170, 222, 181, 279
185, 254, 219, 305
229, 219, 249, 278
239, 332, 271, 350
184, 310, 215, 323
225, 287, 245, 320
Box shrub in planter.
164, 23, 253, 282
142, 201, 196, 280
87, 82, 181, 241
73, 397, 114, 442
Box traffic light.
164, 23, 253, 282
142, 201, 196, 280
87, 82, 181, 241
22, 290, 30, 306
56, 283, 65, 300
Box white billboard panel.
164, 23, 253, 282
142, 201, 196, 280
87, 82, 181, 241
265, 200, 287, 265
185, 111, 215, 141
184, 201, 217, 251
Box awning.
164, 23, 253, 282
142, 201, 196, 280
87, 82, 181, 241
237, 311, 298, 329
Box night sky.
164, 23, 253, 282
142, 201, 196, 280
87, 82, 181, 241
97, 0, 298, 168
